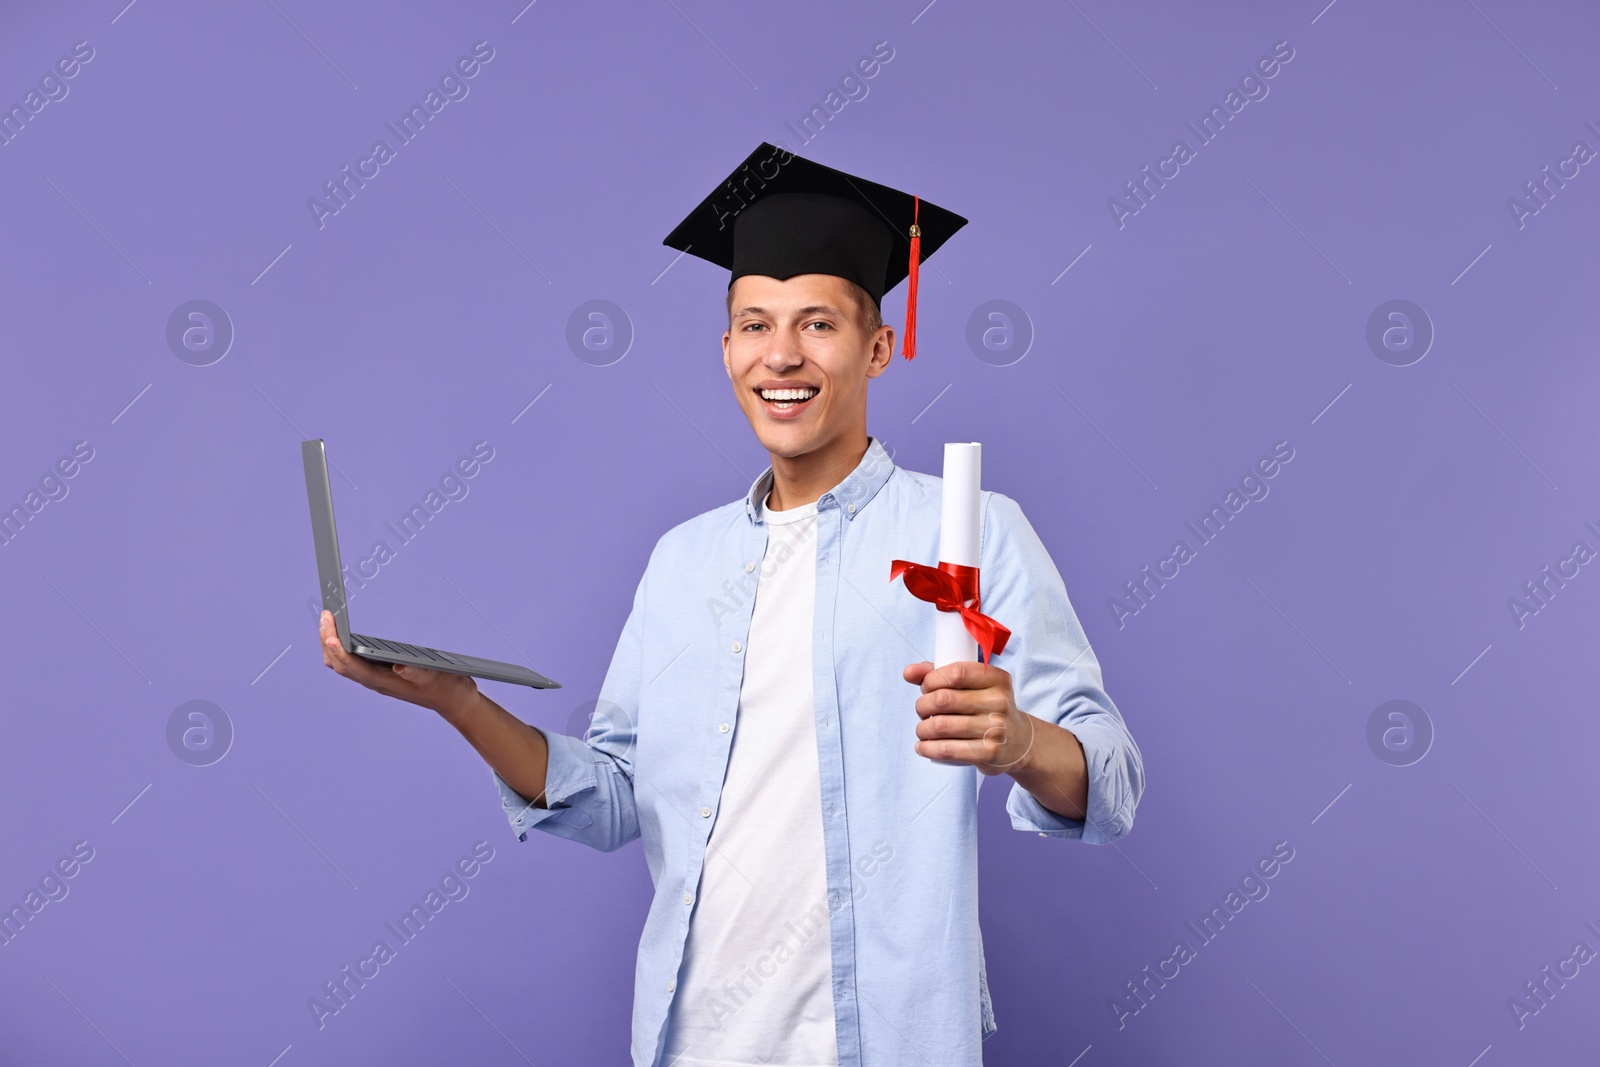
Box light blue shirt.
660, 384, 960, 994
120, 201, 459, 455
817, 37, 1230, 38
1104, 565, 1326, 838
494, 436, 1144, 1066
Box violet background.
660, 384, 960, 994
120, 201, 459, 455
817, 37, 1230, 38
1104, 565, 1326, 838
3, 1, 1598, 1064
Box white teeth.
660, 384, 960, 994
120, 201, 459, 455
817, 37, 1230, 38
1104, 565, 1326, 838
759, 387, 818, 401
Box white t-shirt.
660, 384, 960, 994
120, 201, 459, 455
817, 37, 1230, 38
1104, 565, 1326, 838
662, 494, 838, 1067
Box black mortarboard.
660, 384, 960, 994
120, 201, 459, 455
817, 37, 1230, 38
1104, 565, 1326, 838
662, 142, 967, 359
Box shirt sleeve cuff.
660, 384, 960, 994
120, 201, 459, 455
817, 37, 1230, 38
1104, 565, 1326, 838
1006, 720, 1134, 845
494, 727, 600, 842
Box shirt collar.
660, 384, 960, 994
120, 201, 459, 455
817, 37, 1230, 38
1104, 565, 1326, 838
745, 436, 896, 525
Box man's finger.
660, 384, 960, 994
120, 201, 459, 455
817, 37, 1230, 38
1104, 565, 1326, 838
903, 661, 934, 685
319, 614, 342, 663
391, 663, 433, 686
326, 639, 398, 689
318, 621, 361, 672
914, 686, 1008, 719
914, 738, 994, 765
920, 660, 1005, 694
916, 713, 996, 742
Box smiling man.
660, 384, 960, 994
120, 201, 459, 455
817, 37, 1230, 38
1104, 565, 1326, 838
319, 143, 1143, 1066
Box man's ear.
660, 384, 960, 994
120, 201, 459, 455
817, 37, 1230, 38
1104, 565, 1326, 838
864, 324, 895, 379
723, 278, 738, 380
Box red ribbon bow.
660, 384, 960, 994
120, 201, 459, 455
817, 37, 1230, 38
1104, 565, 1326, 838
889, 559, 1012, 665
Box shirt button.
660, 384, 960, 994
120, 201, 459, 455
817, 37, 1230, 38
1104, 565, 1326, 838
719, 722, 730, 733
745, 561, 756, 572
683, 893, 693, 906
846, 502, 856, 514
667, 979, 676, 992
731, 641, 742, 653
700, 806, 711, 818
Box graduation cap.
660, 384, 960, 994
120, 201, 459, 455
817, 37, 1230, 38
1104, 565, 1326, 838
662, 142, 967, 359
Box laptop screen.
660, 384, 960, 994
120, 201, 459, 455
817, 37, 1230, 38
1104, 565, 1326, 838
301, 439, 352, 646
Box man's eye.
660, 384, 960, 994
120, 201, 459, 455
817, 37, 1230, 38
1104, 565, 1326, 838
742, 322, 766, 331
805, 321, 833, 331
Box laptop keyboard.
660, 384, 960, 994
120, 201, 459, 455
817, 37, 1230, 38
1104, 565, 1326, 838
351, 633, 460, 665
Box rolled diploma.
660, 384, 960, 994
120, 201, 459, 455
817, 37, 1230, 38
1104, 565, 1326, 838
934, 442, 982, 667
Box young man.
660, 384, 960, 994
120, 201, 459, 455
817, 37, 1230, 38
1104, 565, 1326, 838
319, 143, 1144, 1066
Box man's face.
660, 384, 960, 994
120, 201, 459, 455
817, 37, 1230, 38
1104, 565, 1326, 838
722, 273, 893, 460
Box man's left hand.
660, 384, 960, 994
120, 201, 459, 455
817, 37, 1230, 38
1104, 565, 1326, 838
903, 660, 1035, 776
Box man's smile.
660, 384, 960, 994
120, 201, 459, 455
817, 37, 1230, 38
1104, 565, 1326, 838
754, 380, 821, 417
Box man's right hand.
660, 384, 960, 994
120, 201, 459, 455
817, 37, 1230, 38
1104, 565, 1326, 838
318, 610, 480, 719
318, 610, 551, 810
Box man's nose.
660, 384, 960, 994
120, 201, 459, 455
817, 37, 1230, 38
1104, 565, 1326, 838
762, 329, 804, 370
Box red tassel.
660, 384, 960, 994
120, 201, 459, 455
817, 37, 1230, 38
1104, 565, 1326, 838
901, 196, 920, 360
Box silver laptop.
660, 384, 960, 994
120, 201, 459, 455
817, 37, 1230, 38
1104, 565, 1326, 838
301, 439, 560, 689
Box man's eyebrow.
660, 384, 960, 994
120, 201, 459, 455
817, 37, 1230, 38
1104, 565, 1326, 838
731, 305, 846, 319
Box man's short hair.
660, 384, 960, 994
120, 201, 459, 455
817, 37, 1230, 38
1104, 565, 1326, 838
726, 277, 883, 335
845, 280, 884, 334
